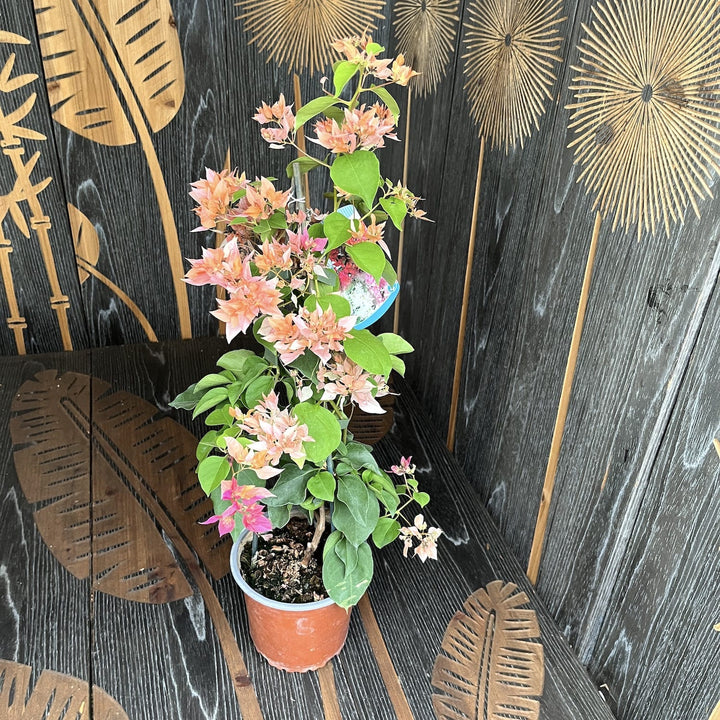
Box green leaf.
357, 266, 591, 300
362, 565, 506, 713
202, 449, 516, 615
295, 95, 340, 129
194, 373, 232, 393
263, 466, 314, 506
372, 517, 400, 548
244, 374, 276, 408
308, 222, 326, 238
197, 455, 230, 495
366, 42, 384, 55
324, 105, 346, 124
305, 293, 352, 319
170, 383, 202, 410
378, 332, 414, 355
323, 211, 352, 251
379, 196, 407, 230
382, 260, 397, 286
334, 61, 359, 95
289, 351, 319, 379
369, 85, 399, 123
216, 349, 257, 375
344, 329, 392, 375
389, 355, 406, 376
205, 404, 234, 427
196, 430, 220, 462
307, 471, 336, 502
267, 504, 291, 528
346, 242, 385, 280
332, 474, 380, 546
286, 155, 322, 178
227, 381, 244, 406
268, 210, 288, 229
413, 491, 430, 507
323, 532, 373, 608
293, 402, 342, 463
316, 266, 339, 287
344, 441, 381, 474
192, 387, 229, 419
330, 151, 381, 209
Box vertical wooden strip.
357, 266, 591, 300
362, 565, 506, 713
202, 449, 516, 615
393, 89, 412, 335
317, 662, 343, 720
526, 211, 602, 585
293, 74, 311, 207
446, 136, 486, 451
358, 594, 415, 720
713, 438, 720, 459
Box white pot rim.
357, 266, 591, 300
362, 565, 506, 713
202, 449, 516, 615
230, 532, 338, 612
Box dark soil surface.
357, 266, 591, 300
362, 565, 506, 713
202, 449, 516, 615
240, 517, 329, 603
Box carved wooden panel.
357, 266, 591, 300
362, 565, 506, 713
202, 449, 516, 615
0, 659, 128, 720
10, 369, 229, 603
432, 580, 544, 720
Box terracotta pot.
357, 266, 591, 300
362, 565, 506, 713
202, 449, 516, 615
230, 533, 351, 672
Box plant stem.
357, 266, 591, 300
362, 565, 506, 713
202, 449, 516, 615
303, 504, 326, 563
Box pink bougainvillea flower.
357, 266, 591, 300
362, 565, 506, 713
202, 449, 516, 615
317, 355, 388, 413
220, 477, 274, 506
184, 244, 227, 287
234, 177, 291, 223
189, 168, 246, 231
390, 456, 415, 476
259, 314, 305, 364
390, 55, 419, 86
312, 117, 357, 154
210, 257, 282, 340
399, 514, 441, 561
225, 436, 283, 480
254, 240, 293, 274
241, 502, 273, 533
200, 504, 238, 537
293, 307, 355, 364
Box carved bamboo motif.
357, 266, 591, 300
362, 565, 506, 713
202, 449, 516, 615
0, 38, 72, 353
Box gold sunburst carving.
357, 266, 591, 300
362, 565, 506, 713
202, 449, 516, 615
462, 0, 565, 152
568, 0, 720, 240
235, 0, 386, 75
393, 0, 460, 97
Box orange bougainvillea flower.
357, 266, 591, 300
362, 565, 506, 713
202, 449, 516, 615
189, 168, 246, 231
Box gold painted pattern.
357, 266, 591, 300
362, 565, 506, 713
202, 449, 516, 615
462, 0, 565, 152
235, 0, 386, 74
568, 0, 720, 240
0, 33, 72, 353
393, 0, 460, 97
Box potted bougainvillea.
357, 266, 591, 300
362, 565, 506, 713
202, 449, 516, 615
171, 36, 441, 672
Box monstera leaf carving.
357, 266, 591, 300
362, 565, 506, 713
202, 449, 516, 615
10, 370, 229, 603
0, 659, 128, 719
33, 0, 191, 337
432, 580, 544, 720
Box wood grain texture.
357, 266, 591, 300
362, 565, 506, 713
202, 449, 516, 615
578, 266, 720, 720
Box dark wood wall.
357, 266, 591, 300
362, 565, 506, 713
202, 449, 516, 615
0, 2, 718, 720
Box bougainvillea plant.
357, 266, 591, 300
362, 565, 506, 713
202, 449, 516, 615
171, 36, 440, 609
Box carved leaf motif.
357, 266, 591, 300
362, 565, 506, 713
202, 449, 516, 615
0, 659, 128, 720
11, 370, 230, 604
93, 0, 185, 133
68, 203, 100, 284
34, 0, 134, 145
33, 0, 184, 144
432, 580, 544, 720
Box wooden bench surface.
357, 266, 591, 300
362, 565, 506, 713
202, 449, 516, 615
0, 338, 615, 720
